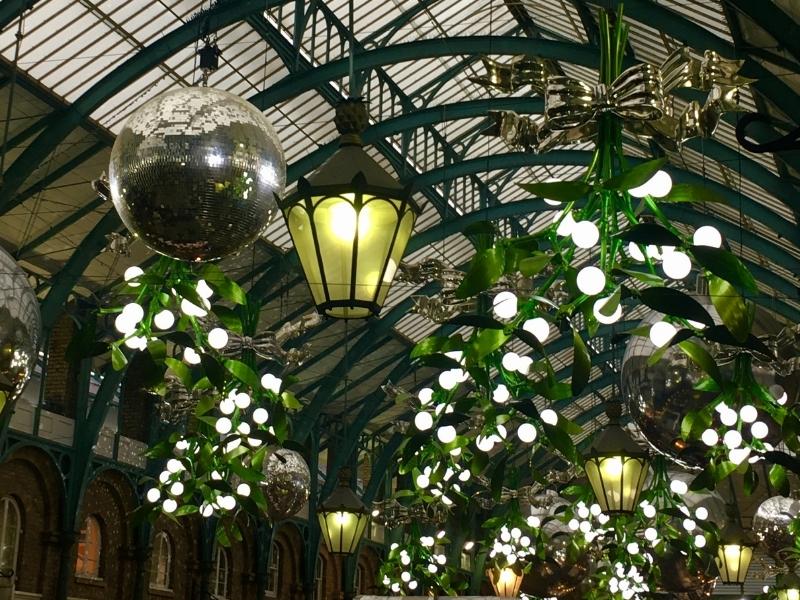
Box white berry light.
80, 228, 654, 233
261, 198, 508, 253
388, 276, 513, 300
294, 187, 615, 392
627, 242, 645, 262
124, 266, 144, 286
649, 321, 677, 348
414, 411, 433, 431
572, 221, 600, 249
207, 327, 229, 349
540, 409, 558, 426
437, 425, 457, 444
593, 297, 622, 324
662, 251, 692, 280
555, 210, 577, 237
523, 317, 550, 343
517, 423, 538, 443
577, 266, 606, 296
693, 225, 722, 248
153, 309, 175, 330
493, 291, 518, 320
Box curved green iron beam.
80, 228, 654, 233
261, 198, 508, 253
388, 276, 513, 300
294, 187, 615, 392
0, 0, 293, 212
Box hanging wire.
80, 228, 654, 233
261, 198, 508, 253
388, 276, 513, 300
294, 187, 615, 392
348, 0, 356, 98
0, 7, 27, 183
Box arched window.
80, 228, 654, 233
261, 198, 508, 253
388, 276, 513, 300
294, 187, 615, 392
314, 556, 325, 600
75, 515, 102, 579
0, 497, 21, 576
211, 547, 230, 600
355, 563, 366, 594
265, 542, 279, 597
149, 532, 172, 590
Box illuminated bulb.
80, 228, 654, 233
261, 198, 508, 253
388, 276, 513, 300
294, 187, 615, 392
554, 210, 577, 237
170, 482, 184, 496
694, 535, 706, 548
219, 496, 236, 511
437, 425, 457, 444
627, 242, 645, 262
414, 411, 433, 431
114, 313, 136, 335
438, 370, 458, 390
593, 297, 622, 324
693, 225, 722, 248
253, 408, 269, 425
645, 528, 657, 541
501, 351, 520, 372
163, 499, 178, 513
517, 423, 538, 443
568, 519, 579, 531
649, 321, 677, 348
237, 422, 251, 435
196, 279, 214, 299
540, 409, 558, 426
579, 520, 591, 533
627, 542, 640, 555
153, 309, 175, 330
492, 384, 510, 404
391, 583, 401, 593
517, 356, 533, 375
207, 328, 229, 349
493, 291, 518, 320
729, 447, 751, 465
723, 429, 742, 449
418, 388, 434, 405
751, 421, 769, 440
522, 317, 550, 343
260, 373, 282, 394
123, 302, 145, 324
124, 335, 147, 350
670, 480, 688, 495
124, 266, 144, 286
662, 251, 692, 279
175, 440, 189, 451
146, 488, 161, 503
180, 298, 208, 317
458, 470, 471, 482
220, 398, 236, 415
158, 471, 170, 484
701, 428, 719, 446
476, 435, 495, 453
234, 392, 251, 409
401, 572, 411, 583
649, 170, 672, 197
215, 417, 232, 435
572, 221, 600, 248
576, 266, 606, 295
720, 407, 738, 427
408, 581, 418, 591
237, 483, 251, 497
577, 505, 590, 519
166, 459, 183, 473
183, 347, 201, 364
642, 504, 657, 519
683, 518, 696, 532
739, 405, 758, 423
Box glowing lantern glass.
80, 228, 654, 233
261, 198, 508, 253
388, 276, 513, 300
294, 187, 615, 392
317, 478, 370, 555
715, 523, 755, 586
281, 99, 419, 319
776, 573, 800, 600
488, 566, 524, 597
583, 423, 649, 513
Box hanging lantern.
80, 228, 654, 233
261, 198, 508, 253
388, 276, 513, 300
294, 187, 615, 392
317, 471, 370, 554
715, 522, 756, 586
775, 573, 800, 600
583, 419, 649, 513
488, 566, 524, 597
280, 98, 420, 319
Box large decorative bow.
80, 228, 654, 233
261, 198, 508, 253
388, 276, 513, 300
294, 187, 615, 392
475, 47, 753, 152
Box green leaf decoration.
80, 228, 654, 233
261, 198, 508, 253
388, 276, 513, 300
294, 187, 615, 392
571, 329, 591, 396
174, 504, 199, 517
518, 252, 551, 277
200, 263, 247, 305
680, 407, 712, 442
281, 390, 302, 410
161, 330, 196, 348
661, 183, 728, 204
781, 415, 800, 453
212, 305, 243, 333
513, 328, 545, 355
707, 275, 754, 343
713, 460, 738, 481
165, 357, 192, 389
689, 465, 714, 491
605, 157, 667, 191
111, 344, 127, 370
455, 247, 506, 299
599, 286, 621, 317
200, 353, 226, 390
743, 465, 758, 495
224, 359, 261, 389
769, 463, 790, 496
414, 354, 463, 371
637, 287, 715, 327
446, 314, 506, 329
543, 423, 579, 464
471, 328, 509, 359
174, 281, 207, 310
678, 340, 723, 385
194, 393, 216, 417
490, 454, 509, 501
517, 180, 591, 202
701, 324, 772, 357
615, 223, 682, 247
691, 246, 758, 295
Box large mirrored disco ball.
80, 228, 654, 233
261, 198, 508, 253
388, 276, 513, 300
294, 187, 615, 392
0, 248, 41, 416
109, 86, 286, 261
527, 534, 592, 599
656, 550, 716, 599
753, 495, 800, 567
260, 448, 311, 521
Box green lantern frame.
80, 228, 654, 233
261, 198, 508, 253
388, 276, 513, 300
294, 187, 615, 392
317, 475, 371, 555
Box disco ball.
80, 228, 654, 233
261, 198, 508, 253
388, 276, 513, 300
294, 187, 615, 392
526, 534, 591, 599
109, 86, 285, 261
753, 495, 800, 566
260, 448, 310, 521
656, 551, 716, 600
622, 307, 787, 469
0, 248, 41, 416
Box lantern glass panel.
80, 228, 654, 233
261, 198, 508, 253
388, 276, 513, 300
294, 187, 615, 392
585, 454, 648, 513
778, 589, 800, 600
318, 509, 370, 555
488, 566, 523, 597
715, 544, 753, 584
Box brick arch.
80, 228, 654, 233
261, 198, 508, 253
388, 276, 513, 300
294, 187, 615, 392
149, 514, 200, 599
0, 445, 63, 596
230, 515, 257, 600
357, 545, 382, 595
273, 521, 304, 600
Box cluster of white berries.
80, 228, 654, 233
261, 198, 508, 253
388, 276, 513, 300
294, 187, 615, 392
608, 562, 649, 600
699, 401, 773, 465
382, 535, 448, 593
488, 525, 533, 566
414, 461, 470, 506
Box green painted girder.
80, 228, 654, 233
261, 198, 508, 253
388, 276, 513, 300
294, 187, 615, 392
2, 113, 53, 153
362, 0, 443, 47
363, 432, 404, 503
0, 0, 294, 212
39, 209, 122, 330
15, 196, 105, 258
250, 36, 617, 110
2, 140, 106, 217
0, 1, 35, 39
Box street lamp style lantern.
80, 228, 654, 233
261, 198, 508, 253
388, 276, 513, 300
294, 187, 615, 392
775, 573, 800, 600
716, 522, 756, 586
488, 566, 524, 597
583, 418, 649, 514
280, 99, 419, 319
317, 472, 370, 555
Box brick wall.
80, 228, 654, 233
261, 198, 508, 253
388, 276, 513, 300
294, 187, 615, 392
42, 314, 78, 418
119, 353, 156, 443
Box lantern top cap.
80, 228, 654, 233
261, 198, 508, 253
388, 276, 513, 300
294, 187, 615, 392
305, 144, 406, 192
318, 480, 369, 515
585, 423, 648, 459
334, 98, 369, 138
720, 521, 757, 547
